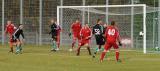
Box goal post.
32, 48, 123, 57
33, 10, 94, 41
57, 4, 146, 53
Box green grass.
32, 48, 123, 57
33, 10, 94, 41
0, 44, 160, 71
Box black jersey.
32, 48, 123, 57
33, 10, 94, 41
92, 24, 105, 45
13, 28, 24, 39
92, 24, 105, 36
50, 23, 58, 36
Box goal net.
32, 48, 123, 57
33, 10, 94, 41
57, 4, 147, 53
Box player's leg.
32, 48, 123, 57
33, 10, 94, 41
86, 44, 92, 55
85, 40, 91, 55
93, 36, 105, 58
19, 39, 23, 52
76, 41, 84, 56
70, 35, 76, 51
15, 39, 21, 54
113, 43, 121, 62
56, 35, 60, 50
9, 41, 14, 53
51, 36, 57, 51
9, 38, 14, 53
100, 43, 111, 62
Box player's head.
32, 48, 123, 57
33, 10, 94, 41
103, 24, 107, 28
19, 24, 23, 29
50, 18, 55, 24
75, 18, 80, 23
7, 20, 12, 25
97, 19, 102, 24
111, 21, 116, 26
84, 23, 89, 28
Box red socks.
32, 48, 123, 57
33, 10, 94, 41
72, 42, 75, 49
116, 51, 119, 61
100, 52, 106, 61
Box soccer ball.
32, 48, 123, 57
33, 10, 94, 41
155, 47, 160, 51
69, 49, 73, 52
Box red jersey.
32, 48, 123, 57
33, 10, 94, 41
57, 25, 61, 36
5, 24, 16, 35
71, 22, 82, 35
80, 27, 92, 40
105, 26, 119, 42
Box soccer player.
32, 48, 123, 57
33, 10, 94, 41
70, 19, 82, 51
92, 19, 105, 58
76, 23, 92, 56
12, 24, 25, 54
100, 21, 122, 62
49, 19, 58, 51
5, 20, 16, 53
56, 24, 61, 50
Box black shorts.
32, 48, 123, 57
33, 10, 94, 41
51, 34, 57, 40
95, 35, 105, 45
11, 36, 18, 42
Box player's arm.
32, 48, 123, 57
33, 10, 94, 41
87, 29, 92, 39
4, 25, 8, 34
20, 30, 25, 44
79, 28, 82, 37
116, 29, 122, 46
69, 23, 73, 37
104, 27, 108, 38
12, 24, 17, 30
92, 26, 95, 35
21, 30, 25, 39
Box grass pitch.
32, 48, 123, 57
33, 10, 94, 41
0, 44, 160, 71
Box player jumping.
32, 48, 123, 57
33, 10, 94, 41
92, 19, 105, 58
12, 24, 25, 54
100, 21, 122, 62
76, 23, 92, 56
5, 20, 16, 53
69, 19, 82, 51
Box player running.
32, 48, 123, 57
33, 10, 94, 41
12, 24, 25, 54
100, 21, 122, 62
69, 19, 82, 51
5, 20, 16, 53
76, 23, 92, 56
92, 19, 106, 58
49, 19, 58, 51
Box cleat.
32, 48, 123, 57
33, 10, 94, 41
76, 53, 79, 56
51, 49, 56, 52
55, 48, 60, 51
100, 60, 103, 63
92, 55, 95, 58
117, 59, 122, 63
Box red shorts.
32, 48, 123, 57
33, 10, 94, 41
79, 39, 90, 46
104, 41, 119, 50
73, 34, 80, 40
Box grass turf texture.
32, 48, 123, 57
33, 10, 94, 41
0, 44, 160, 71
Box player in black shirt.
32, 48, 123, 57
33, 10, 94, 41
92, 19, 106, 58
12, 24, 25, 54
49, 19, 58, 51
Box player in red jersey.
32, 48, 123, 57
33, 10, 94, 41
56, 24, 61, 50
70, 19, 82, 51
76, 23, 92, 56
100, 21, 122, 62
5, 20, 16, 53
